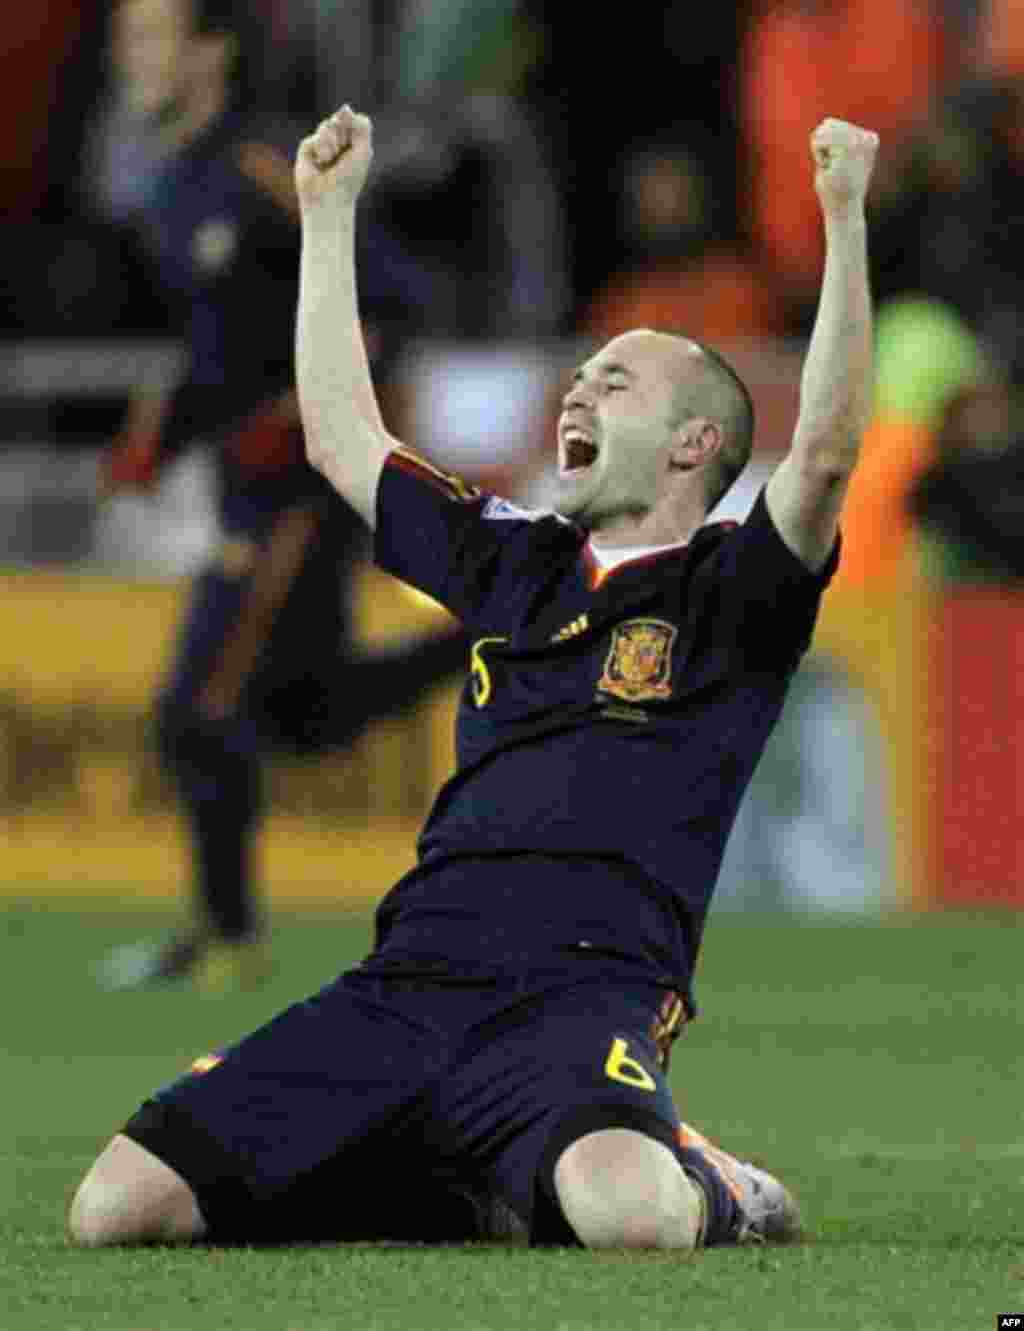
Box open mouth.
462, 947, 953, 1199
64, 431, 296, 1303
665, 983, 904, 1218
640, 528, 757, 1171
561, 429, 599, 473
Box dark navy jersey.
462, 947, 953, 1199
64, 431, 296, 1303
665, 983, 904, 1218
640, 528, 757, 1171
372, 448, 839, 999
142, 111, 303, 450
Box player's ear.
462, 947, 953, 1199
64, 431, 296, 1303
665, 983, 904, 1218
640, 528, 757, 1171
668, 419, 723, 472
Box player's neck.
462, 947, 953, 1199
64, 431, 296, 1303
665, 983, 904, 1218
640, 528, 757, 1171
587, 496, 705, 551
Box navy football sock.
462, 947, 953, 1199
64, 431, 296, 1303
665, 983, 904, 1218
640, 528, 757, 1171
159, 704, 263, 942
676, 1145, 745, 1247
188, 798, 259, 941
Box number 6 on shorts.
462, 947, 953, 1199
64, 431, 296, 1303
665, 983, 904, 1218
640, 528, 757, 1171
604, 1037, 656, 1091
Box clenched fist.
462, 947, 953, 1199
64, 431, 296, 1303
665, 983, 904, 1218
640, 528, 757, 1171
295, 106, 373, 213
811, 118, 879, 216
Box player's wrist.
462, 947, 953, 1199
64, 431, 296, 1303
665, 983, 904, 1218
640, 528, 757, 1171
300, 209, 357, 262
821, 205, 868, 245
820, 198, 868, 228
299, 189, 359, 225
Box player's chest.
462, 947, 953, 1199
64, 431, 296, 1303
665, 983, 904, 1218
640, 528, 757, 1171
149, 165, 249, 290
464, 562, 706, 719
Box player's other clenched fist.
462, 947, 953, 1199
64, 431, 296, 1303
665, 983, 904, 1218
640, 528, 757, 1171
295, 106, 373, 212
811, 118, 879, 215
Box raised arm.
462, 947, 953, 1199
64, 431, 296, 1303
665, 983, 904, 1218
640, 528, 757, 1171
765, 118, 879, 571
294, 107, 397, 528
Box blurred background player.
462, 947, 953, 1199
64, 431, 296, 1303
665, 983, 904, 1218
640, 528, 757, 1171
93, 0, 466, 993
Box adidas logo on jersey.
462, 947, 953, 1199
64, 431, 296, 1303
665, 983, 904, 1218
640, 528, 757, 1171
551, 614, 589, 642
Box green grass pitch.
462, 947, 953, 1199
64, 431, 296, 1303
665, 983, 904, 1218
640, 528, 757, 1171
2, 896, 1022, 1330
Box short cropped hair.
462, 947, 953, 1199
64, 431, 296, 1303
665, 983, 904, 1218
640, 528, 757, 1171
671, 337, 755, 513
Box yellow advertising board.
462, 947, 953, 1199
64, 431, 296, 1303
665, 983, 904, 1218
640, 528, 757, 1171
812, 558, 935, 908
0, 558, 933, 911
0, 566, 459, 905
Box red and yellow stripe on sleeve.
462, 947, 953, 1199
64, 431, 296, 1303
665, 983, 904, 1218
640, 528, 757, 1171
389, 446, 481, 504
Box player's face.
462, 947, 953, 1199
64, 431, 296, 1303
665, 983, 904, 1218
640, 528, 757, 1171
113, 0, 195, 118
556, 330, 701, 527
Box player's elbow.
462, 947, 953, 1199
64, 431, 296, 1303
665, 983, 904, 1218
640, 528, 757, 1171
295, 389, 333, 473
301, 419, 330, 475
792, 428, 862, 484
305, 442, 328, 477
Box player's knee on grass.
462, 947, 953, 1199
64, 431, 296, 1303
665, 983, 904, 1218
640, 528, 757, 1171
68, 1134, 206, 1246
553, 1128, 702, 1250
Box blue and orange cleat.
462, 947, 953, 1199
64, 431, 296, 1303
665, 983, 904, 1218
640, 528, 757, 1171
676, 1121, 803, 1245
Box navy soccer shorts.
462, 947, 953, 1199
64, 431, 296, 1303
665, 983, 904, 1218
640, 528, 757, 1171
122, 964, 684, 1245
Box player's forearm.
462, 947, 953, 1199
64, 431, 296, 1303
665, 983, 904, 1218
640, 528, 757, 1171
296, 210, 393, 526
791, 208, 873, 476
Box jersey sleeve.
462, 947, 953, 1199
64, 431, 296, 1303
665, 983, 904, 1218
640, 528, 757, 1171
373, 448, 508, 622
715, 486, 840, 669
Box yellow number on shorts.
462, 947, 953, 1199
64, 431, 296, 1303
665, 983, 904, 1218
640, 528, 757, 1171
470, 636, 508, 708
604, 1037, 656, 1092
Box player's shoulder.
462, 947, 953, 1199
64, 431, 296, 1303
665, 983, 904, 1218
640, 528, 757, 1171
699, 486, 780, 562
672, 511, 754, 603
386, 445, 485, 505
697, 516, 741, 547
227, 113, 304, 218
479, 496, 584, 573
480, 495, 576, 530
687, 515, 742, 570
388, 451, 576, 532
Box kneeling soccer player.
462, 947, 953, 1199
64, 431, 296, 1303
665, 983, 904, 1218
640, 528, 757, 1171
68, 105, 875, 1251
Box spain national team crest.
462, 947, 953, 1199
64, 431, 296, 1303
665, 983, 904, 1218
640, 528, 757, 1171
597, 618, 677, 702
